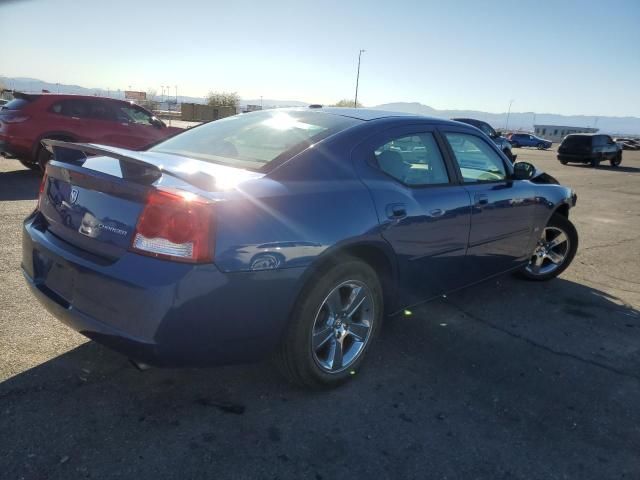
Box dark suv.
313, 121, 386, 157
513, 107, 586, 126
451, 118, 516, 162
0, 93, 181, 171
557, 134, 622, 167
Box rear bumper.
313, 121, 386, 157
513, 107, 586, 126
22, 213, 306, 367
0, 135, 32, 160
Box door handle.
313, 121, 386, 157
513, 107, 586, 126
429, 208, 444, 217
474, 194, 489, 205
386, 203, 407, 219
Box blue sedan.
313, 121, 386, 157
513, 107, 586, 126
23, 108, 578, 388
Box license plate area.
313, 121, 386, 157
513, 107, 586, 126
33, 249, 75, 305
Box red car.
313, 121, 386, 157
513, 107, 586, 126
0, 93, 181, 171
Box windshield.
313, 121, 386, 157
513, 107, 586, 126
150, 110, 360, 171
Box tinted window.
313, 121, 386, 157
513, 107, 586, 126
374, 133, 449, 186
444, 133, 506, 183
52, 100, 90, 118
562, 136, 591, 148
87, 100, 116, 121
151, 110, 360, 171
116, 105, 153, 125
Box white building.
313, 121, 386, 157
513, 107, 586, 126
534, 125, 598, 143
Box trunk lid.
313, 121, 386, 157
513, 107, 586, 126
39, 141, 263, 260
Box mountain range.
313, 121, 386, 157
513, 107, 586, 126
2, 77, 638, 134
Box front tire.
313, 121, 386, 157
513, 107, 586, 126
516, 213, 578, 281
536, 142, 545, 150
277, 257, 383, 389
610, 152, 622, 167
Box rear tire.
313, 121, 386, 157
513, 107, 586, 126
610, 152, 622, 167
516, 213, 578, 282
277, 257, 383, 389
559, 158, 568, 165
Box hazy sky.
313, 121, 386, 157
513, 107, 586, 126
1, 0, 639, 116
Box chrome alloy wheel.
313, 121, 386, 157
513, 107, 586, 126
311, 280, 374, 373
525, 226, 571, 276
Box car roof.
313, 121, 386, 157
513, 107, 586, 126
285, 107, 471, 130
13, 92, 136, 105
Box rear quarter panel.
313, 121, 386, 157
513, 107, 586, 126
213, 135, 382, 273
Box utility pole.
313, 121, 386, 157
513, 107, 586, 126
354, 49, 366, 108
505, 99, 515, 132
260, 96, 263, 110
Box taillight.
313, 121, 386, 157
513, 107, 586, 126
37, 174, 48, 210
130, 189, 213, 263
2, 115, 30, 123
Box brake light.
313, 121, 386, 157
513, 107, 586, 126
2, 115, 30, 123
37, 174, 48, 210
130, 189, 213, 263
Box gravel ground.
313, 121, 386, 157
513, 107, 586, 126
1, 148, 639, 479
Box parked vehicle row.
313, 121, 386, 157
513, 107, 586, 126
0, 93, 180, 171
614, 137, 640, 150
23, 107, 578, 388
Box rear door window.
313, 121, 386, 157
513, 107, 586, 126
53, 100, 90, 118
87, 100, 116, 121
373, 133, 450, 186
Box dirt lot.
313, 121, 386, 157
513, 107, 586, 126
1, 148, 639, 479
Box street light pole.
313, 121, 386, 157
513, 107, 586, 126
505, 99, 515, 132
354, 49, 366, 108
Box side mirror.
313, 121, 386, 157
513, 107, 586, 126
151, 116, 165, 129
513, 161, 536, 180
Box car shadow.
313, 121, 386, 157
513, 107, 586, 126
565, 163, 640, 173
0, 168, 41, 201
1, 276, 638, 478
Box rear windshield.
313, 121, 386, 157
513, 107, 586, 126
1, 98, 31, 111
562, 135, 591, 148
150, 110, 360, 171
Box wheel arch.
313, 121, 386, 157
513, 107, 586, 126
554, 203, 570, 218
299, 239, 400, 315
31, 131, 79, 161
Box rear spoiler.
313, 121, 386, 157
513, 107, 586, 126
42, 140, 216, 190
6, 91, 40, 101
